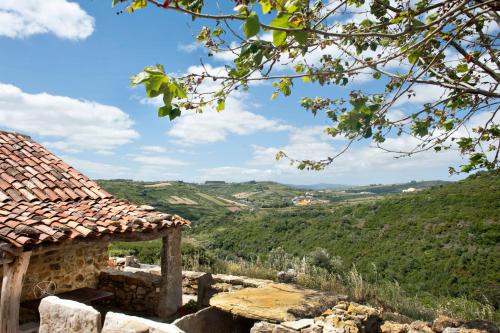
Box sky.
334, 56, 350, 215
0, 0, 476, 185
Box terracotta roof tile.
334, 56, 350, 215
0, 131, 190, 248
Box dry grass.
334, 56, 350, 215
205, 252, 499, 325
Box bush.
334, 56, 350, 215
308, 248, 344, 273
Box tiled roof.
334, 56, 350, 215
0, 131, 189, 248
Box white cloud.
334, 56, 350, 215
141, 145, 167, 153
177, 42, 200, 53
249, 126, 342, 166
213, 41, 239, 63
0, 0, 94, 40
200, 166, 277, 182
395, 84, 448, 106
61, 156, 130, 179
131, 155, 188, 167
167, 95, 291, 145
217, 115, 486, 184
0, 83, 139, 153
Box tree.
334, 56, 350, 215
113, 0, 499, 173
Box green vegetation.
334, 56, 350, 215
190, 172, 499, 304
102, 172, 499, 324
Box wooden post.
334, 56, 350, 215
158, 227, 182, 320
0, 251, 31, 333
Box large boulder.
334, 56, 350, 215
460, 321, 500, 333
381, 321, 410, 333
210, 283, 337, 322
408, 321, 433, 333
38, 296, 101, 333
102, 312, 184, 333
432, 316, 463, 333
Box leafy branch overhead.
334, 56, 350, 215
117, 0, 500, 173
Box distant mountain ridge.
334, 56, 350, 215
286, 183, 349, 190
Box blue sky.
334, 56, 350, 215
0, 0, 472, 185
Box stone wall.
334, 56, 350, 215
98, 268, 161, 315
0, 242, 109, 302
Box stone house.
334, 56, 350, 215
0, 130, 190, 332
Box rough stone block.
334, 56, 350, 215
173, 306, 254, 333
282, 319, 315, 330
102, 312, 184, 333
38, 296, 101, 333
381, 321, 410, 333
251, 321, 280, 333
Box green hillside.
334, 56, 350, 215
99, 173, 499, 319
187, 172, 499, 305
96, 179, 380, 219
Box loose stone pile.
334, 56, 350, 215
249, 301, 499, 333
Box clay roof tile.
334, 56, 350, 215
0, 131, 190, 248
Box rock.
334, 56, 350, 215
408, 321, 433, 333
301, 325, 324, 333
250, 321, 299, 333
326, 314, 342, 323
125, 255, 140, 268
251, 322, 281, 333
195, 272, 214, 307
323, 324, 345, 333
38, 296, 101, 333
334, 302, 348, 311
347, 303, 381, 319
277, 269, 298, 283
282, 318, 315, 330
102, 312, 184, 333
432, 316, 463, 333
461, 321, 500, 333
341, 319, 362, 333
274, 326, 300, 333
173, 306, 250, 333
442, 329, 460, 333
381, 321, 410, 333
210, 282, 337, 322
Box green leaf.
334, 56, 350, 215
373, 72, 381, 79
408, 52, 420, 65
270, 12, 291, 28
170, 82, 187, 99
158, 106, 181, 120
168, 107, 181, 120
260, 0, 272, 13
216, 99, 225, 111
130, 72, 149, 85
162, 89, 173, 107
273, 30, 287, 46
270, 12, 291, 46
456, 63, 468, 73
292, 31, 307, 45
145, 76, 166, 97
244, 13, 260, 38
158, 106, 169, 118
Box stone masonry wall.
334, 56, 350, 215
98, 268, 161, 315
0, 243, 109, 302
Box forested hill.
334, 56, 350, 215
187, 172, 500, 305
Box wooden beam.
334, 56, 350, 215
0, 251, 31, 333
158, 227, 183, 320
28, 228, 175, 255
